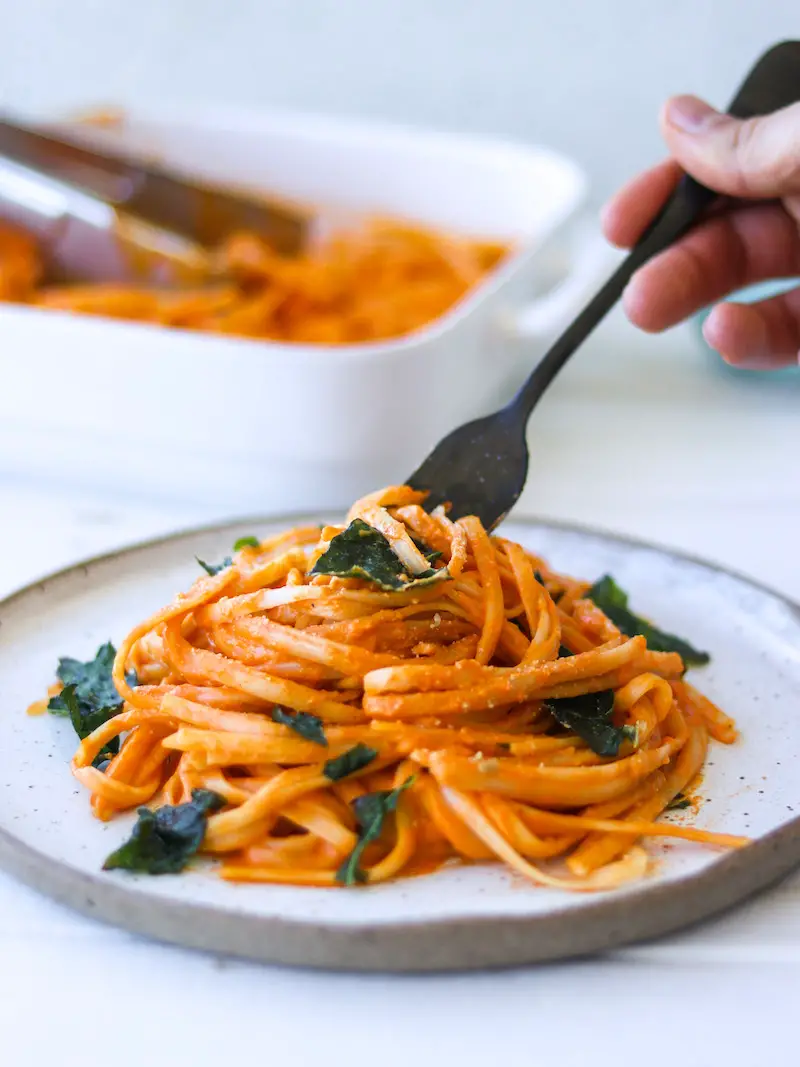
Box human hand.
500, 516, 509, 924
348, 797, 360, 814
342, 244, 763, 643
602, 95, 800, 369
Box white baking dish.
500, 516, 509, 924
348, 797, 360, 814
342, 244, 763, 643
0, 106, 614, 513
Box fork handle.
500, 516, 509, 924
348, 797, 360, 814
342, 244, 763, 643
509, 39, 800, 419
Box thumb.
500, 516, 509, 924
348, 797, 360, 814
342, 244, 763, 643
660, 95, 800, 198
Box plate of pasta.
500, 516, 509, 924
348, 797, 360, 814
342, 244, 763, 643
2, 486, 800, 971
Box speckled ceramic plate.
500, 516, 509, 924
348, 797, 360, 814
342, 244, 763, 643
1, 515, 799, 972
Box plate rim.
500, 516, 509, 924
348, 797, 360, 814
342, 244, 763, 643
2, 511, 799, 972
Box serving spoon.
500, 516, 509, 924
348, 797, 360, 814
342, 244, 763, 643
407, 40, 800, 529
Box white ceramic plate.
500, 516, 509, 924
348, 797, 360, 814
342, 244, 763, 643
1, 515, 799, 972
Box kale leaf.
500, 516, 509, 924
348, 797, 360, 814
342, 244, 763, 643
46, 643, 133, 768
411, 537, 443, 565
311, 519, 448, 592
545, 690, 636, 758
58, 684, 120, 766
587, 575, 710, 667
196, 555, 233, 576
324, 743, 378, 781
233, 536, 260, 551
336, 777, 415, 885
102, 789, 225, 875
271, 706, 328, 746
48, 642, 123, 715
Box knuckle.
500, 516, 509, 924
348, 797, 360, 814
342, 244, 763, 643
728, 119, 761, 194
728, 108, 800, 195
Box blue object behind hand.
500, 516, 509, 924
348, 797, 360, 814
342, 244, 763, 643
695, 279, 800, 377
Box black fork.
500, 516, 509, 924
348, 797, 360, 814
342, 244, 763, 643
407, 40, 800, 529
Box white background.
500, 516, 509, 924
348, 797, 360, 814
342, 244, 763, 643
1, 0, 798, 196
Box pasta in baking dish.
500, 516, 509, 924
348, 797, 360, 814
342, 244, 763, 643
0, 218, 508, 344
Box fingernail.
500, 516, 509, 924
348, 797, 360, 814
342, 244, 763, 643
665, 95, 722, 134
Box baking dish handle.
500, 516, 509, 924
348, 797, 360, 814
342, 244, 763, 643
506, 223, 621, 339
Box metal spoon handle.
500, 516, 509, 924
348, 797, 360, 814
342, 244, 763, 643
509, 39, 800, 420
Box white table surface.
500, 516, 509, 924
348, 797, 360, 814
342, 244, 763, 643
1, 310, 799, 1066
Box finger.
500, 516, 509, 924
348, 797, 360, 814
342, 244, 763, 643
660, 95, 800, 199
622, 203, 800, 332
703, 289, 800, 369
601, 160, 682, 248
